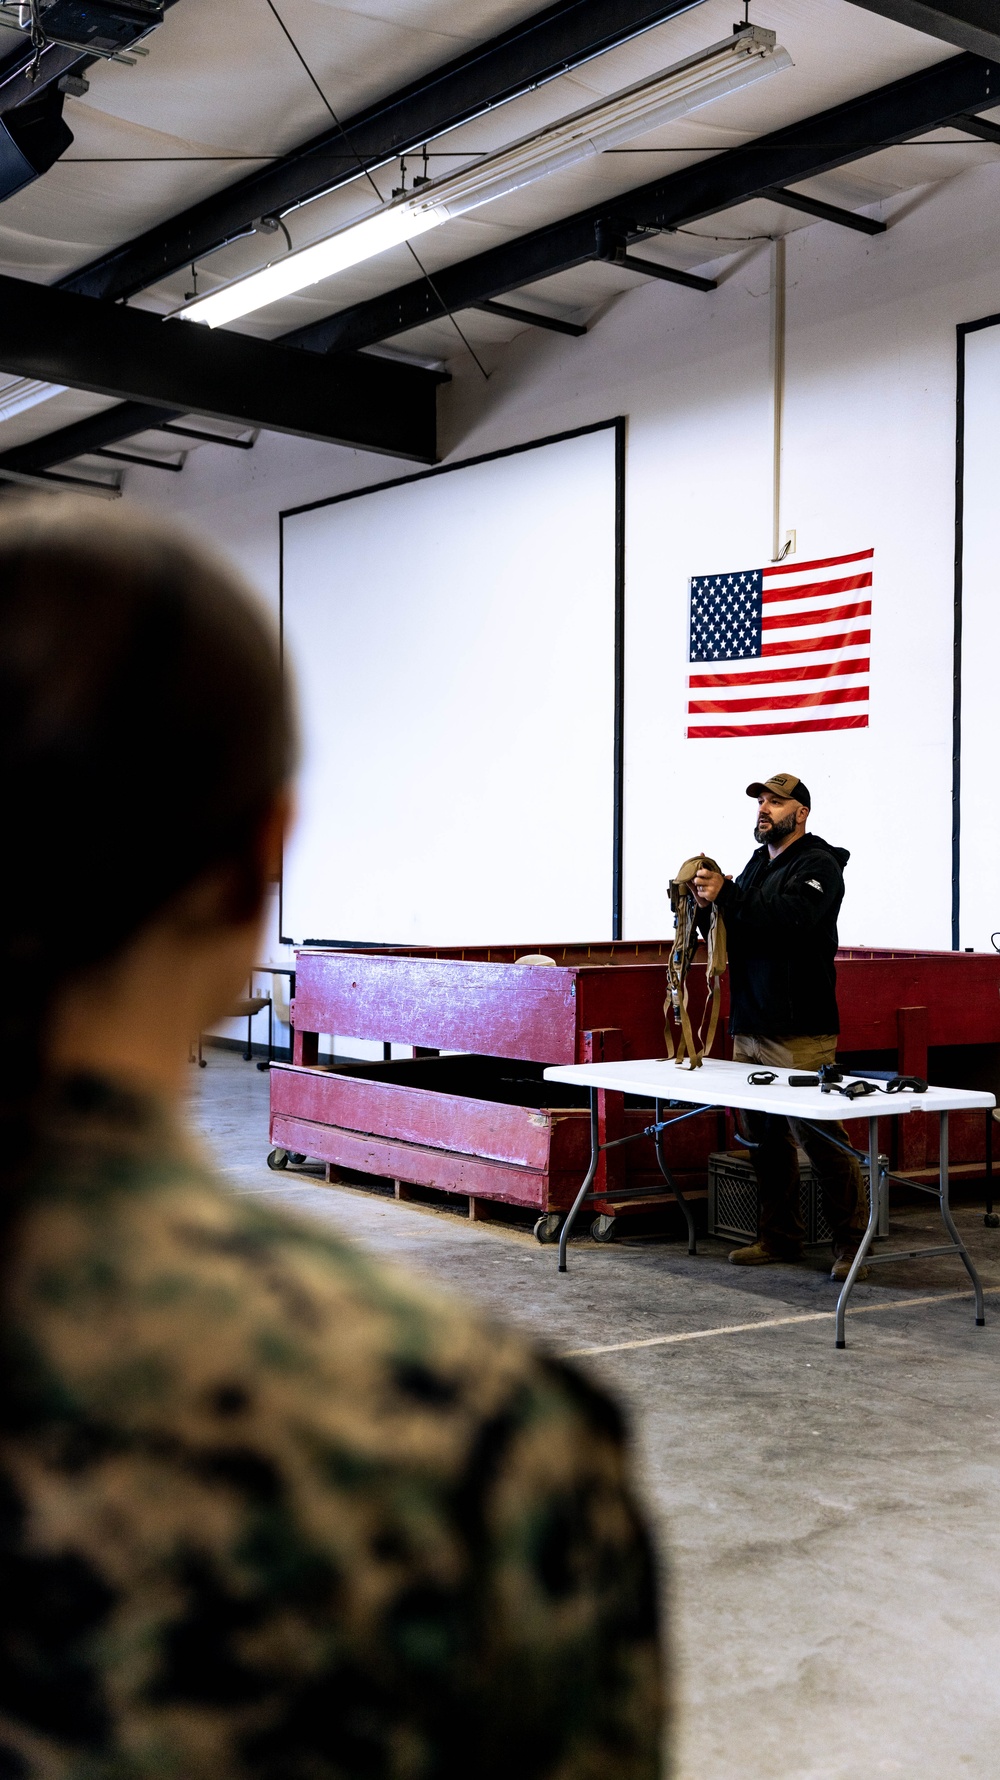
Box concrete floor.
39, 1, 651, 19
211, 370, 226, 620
192, 1050, 1000, 1780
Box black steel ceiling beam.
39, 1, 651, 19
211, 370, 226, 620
0, 400, 257, 477
616, 249, 716, 286
0, 399, 178, 475
284, 50, 998, 356
157, 420, 256, 448
954, 110, 1000, 142
473, 298, 587, 335
59, 0, 710, 303
595, 220, 715, 286
0, 462, 120, 496
0, 41, 89, 113
762, 185, 887, 234
845, 1, 1000, 61
92, 445, 184, 471
0, 275, 442, 461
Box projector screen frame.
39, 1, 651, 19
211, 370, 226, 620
277, 415, 627, 949
954, 311, 1000, 950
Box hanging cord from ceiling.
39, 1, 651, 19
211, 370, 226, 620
26, 0, 47, 82
261, 0, 490, 381
674, 227, 777, 241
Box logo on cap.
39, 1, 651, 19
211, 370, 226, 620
745, 772, 811, 807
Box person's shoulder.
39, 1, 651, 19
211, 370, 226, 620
797, 835, 848, 880
6, 1129, 661, 1780
224, 1183, 628, 1455
15, 1136, 621, 1465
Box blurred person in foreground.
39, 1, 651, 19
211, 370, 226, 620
0, 500, 664, 1779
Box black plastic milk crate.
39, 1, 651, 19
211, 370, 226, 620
707, 1149, 887, 1244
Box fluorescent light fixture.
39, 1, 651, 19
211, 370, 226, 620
179, 204, 446, 332
0, 375, 66, 420
180, 24, 791, 330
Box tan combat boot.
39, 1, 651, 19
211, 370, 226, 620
728, 1240, 803, 1266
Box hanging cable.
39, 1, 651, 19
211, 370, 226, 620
261, 0, 490, 380
26, 0, 46, 82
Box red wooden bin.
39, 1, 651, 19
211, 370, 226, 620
270, 943, 720, 1235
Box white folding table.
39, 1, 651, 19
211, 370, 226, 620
542, 1056, 995, 1346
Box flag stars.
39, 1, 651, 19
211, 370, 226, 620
689, 568, 763, 663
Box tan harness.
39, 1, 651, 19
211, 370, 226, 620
664, 855, 728, 1069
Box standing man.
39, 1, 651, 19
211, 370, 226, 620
693, 772, 866, 1282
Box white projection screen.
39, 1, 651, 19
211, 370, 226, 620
280, 423, 623, 945
958, 320, 1000, 951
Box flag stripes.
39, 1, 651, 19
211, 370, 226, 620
689, 656, 869, 689
761, 571, 871, 605
763, 546, 873, 576
686, 549, 873, 739
764, 628, 869, 656
687, 713, 869, 739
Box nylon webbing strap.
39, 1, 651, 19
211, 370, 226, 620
665, 854, 727, 1070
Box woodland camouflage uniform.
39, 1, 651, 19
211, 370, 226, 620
0, 1077, 664, 1780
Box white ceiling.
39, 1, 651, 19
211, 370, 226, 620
0, 0, 996, 454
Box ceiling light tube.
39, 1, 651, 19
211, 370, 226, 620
180, 25, 791, 330
0, 375, 66, 420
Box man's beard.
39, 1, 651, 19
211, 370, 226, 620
755, 810, 798, 846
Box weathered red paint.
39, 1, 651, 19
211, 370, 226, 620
269, 1091, 709, 1212
291, 952, 583, 1064
275, 943, 1000, 1213
836, 950, 1000, 1048
270, 1062, 575, 1170
271, 1114, 557, 1208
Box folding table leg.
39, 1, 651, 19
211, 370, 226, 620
558, 1091, 600, 1275
654, 1097, 697, 1255
835, 1114, 882, 1349
937, 1111, 985, 1325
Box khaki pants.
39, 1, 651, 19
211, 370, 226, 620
732, 1034, 865, 1253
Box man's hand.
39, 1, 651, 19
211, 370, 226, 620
693, 866, 727, 906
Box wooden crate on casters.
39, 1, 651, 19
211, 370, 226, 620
268, 941, 721, 1243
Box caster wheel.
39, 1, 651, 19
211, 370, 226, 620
242, 1051, 253, 1063
533, 1213, 562, 1245
591, 1214, 617, 1243
267, 1148, 289, 1171
256, 1060, 270, 1072
985, 1213, 1000, 1228
287, 1151, 307, 1166
198, 1058, 207, 1068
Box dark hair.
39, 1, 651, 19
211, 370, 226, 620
0, 496, 294, 1185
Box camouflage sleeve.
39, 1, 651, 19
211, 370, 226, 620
448, 1351, 665, 1780
1, 1163, 665, 1780
227, 1339, 666, 1780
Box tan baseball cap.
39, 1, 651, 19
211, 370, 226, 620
746, 772, 811, 807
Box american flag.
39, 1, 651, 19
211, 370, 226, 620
686, 548, 872, 739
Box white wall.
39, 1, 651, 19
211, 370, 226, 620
127, 155, 1000, 956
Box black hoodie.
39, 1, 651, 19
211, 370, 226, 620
715, 832, 850, 1037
